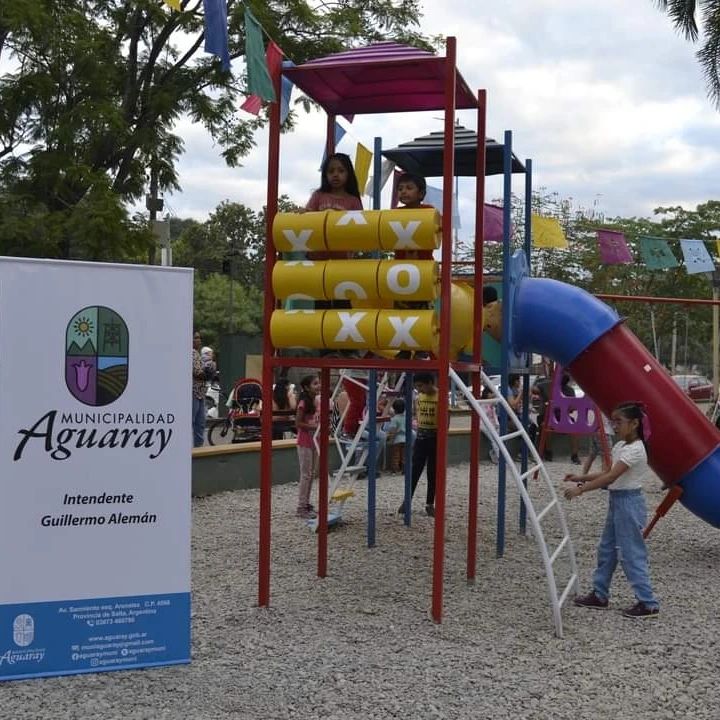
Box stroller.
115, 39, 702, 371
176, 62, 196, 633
206, 378, 263, 445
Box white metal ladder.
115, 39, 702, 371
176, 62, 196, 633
449, 368, 580, 638
310, 370, 402, 528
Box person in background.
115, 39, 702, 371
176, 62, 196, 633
272, 376, 297, 440
480, 386, 500, 464
191, 331, 206, 448
295, 374, 321, 520
564, 402, 659, 619
582, 412, 614, 475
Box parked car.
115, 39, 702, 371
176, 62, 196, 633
672, 374, 714, 402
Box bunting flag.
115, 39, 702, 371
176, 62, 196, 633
319, 122, 347, 168
244, 8, 275, 99
203, 0, 230, 71
680, 238, 715, 274
354, 144, 373, 197
364, 159, 395, 196
717, 239, 720, 260
164, 0, 182, 10
483, 204, 508, 243
639, 236, 679, 270
280, 73, 294, 124
531, 215, 567, 248
597, 229, 633, 265
239, 40, 283, 114
424, 185, 461, 228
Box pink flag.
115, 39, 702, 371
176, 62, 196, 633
597, 230, 633, 265
483, 204, 507, 242
240, 40, 284, 116
240, 94, 263, 114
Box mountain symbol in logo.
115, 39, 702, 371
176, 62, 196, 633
65, 306, 129, 406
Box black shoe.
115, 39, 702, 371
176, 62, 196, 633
397, 503, 406, 515
425, 504, 435, 517
571, 454, 581, 465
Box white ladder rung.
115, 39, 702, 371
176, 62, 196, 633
558, 573, 579, 608
499, 429, 524, 442
519, 464, 541, 481
549, 535, 570, 565
535, 498, 558, 524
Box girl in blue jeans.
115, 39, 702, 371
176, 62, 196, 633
564, 402, 659, 619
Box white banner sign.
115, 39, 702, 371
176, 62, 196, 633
0, 257, 192, 680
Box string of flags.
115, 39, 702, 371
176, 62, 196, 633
531, 214, 718, 275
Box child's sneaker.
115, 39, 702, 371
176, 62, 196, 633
296, 506, 317, 519
425, 504, 435, 517
573, 592, 609, 609
622, 602, 659, 619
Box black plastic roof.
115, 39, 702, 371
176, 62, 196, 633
381, 127, 526, 177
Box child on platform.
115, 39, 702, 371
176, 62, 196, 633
295, 374, 321, 519
564, 402, 660, 618
306, 152, 363, 212
395, 172, 434, 262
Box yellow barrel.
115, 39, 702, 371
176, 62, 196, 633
449, 282, 474, 355
270, 310, 325, 348
378, 208, 441, 252
272, 261, 327, 300
325, 210, 380, 252
324, 260, 380, 302
322, 310, 379, 350
376, 309, 437, 351
377, 260, 439, 302
272, 212, 327, 253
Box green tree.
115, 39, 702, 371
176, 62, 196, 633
0, 0, 428, 260
655, 1, 720, 108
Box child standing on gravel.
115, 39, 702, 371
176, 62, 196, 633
564, 402, 659, 619
398, 373, 439, 518
295, 374, 321, 519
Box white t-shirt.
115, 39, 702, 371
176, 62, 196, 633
610, 440, 648, 491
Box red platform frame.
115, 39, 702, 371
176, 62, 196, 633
257, 38, 487, 623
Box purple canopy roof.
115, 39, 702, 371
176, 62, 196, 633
283, 42, 478, 115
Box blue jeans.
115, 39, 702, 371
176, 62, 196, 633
192, 397, 205, 448
592, 489, 658, 608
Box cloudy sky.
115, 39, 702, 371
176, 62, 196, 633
164, 0, 720, 239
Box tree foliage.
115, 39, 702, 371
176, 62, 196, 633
0, 0, 428, 259
655, 0, 720, 109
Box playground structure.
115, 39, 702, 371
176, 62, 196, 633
255, 38, 720, 637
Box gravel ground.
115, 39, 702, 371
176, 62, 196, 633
4, 459, 718, 719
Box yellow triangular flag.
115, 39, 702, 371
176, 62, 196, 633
531, 214, 568, 248
354, 143, 372, 196
164, 0, 182, 11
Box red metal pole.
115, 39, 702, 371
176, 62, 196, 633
467, 88, 487, 583
258, 62, 282, 608
431, 36, 457, 624
317, 367, 330, 576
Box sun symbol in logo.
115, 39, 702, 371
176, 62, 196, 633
73, 317, 94, 337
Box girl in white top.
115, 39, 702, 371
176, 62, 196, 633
564, 402, 660, 619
